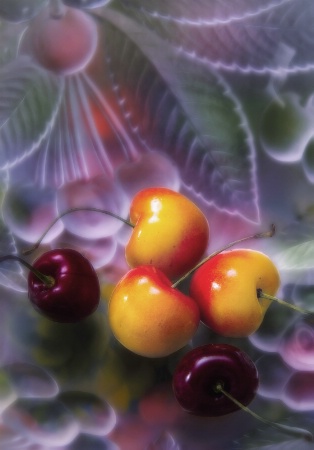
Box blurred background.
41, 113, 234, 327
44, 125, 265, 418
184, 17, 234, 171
1, 0, 314, 448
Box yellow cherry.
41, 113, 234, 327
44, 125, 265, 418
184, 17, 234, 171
125, 187, 210, 280
189, 249, 281, 337
108, 265, 200, 358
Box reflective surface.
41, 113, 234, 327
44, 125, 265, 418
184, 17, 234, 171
1, 0, 314, 448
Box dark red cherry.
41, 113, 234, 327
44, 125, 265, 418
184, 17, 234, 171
28, 248, 100, 323
172, 343, 259, 417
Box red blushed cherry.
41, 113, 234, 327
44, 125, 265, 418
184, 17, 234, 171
28, 248, 100, 323
172, 343, 259, 417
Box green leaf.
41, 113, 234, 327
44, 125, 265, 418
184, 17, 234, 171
274, 240, 314, 271
0, 56, 63, 170
0, 170, 27, 292
96, 9, 259, 222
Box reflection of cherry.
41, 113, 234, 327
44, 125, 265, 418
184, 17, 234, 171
21, 5, 98, 75
279, 320, 314, 371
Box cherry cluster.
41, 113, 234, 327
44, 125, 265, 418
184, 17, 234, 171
2, 187, 313, 440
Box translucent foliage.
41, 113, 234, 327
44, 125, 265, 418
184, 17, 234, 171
114, 0, 314, 74
62, 0, 112, 9
56, 175, 129, 239
0, 1, 314, 449
2, 183, 63, 244
0, 0, 48, 23
0, 171, 27, 292
273, 240, 314, 272
67, 434, 119, 450
98, 10, 259, 221
3, 363, 59, 399
2, 398, 80, 446
302, 138, 314, 183
58, 391, 116, 436
146, 431, 181, 450
0, 57, 63, 170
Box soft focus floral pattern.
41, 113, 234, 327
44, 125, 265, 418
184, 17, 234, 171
1, 0, 314, 449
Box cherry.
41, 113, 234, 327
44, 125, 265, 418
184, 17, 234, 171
172, 344, 313, 441
1, 249, 100, 323
260, 93, 312, 163
21, 4, 98, 75
108, 265, 200, 358
172, 343, 258, 417
189, 248, 280, 337
125, 187, 210, 280
28, 248, 100, 322
189, 247, 313, 338
22, 187, 210, 280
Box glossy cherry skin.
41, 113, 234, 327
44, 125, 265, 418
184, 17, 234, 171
172, 343, 259, 417
189, 249, 281, 337
125, 188, 210, 280
28, 248, 100, 322
108, 265, 200, 358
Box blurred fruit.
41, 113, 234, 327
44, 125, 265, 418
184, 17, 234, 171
21, 5, 98, 75
260, 93, 312, 163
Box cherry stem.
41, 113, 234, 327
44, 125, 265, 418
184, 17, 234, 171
215, 383, 313, 442
23, 207, 134, 256
49, 0, 65, 19
172, 224, 276, 288
257, 289, 313, 316
0, 255, 55, 288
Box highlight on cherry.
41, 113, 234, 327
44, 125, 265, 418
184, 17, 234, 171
2, 185, 313, 443
12, 186, 313, 340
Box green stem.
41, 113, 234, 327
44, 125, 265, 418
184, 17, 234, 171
257, 289, 313, 316
215, 383, 313, 442
172, 224, 276, 288
23, 207, 134, 256
0, 255, 55, 287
